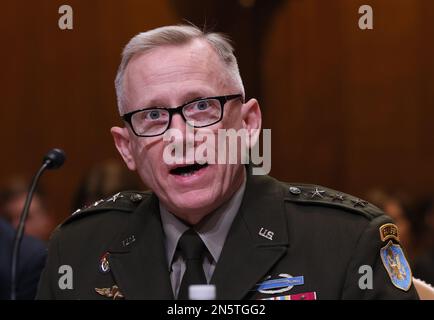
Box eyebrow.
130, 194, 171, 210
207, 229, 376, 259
140, 91, 214, 109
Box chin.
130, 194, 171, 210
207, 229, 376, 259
167, 191, 219, 217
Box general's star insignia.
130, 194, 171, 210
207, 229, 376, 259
330, 193, 345, 202
351, 198, 368, 207
309, 187, 326, 199
93, 199, 104, 207
108, 192, 124, 203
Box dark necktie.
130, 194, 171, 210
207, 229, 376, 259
177, 228, 207, 300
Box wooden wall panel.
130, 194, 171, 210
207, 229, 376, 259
263, 0, 434, 197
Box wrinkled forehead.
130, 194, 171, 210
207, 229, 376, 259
123, 40, 233, 109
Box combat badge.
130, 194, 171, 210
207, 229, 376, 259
256, 274, 304, 294
380, 240, 412, 291
379, 223, 400, 242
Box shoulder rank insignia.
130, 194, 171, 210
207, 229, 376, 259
95, 285, 124, 300
284, 184, 383, 220
379, 223, 400, 242
63, 191, 149, 227
380, 240, 412, 291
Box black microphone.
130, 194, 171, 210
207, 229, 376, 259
10, 148, 66, 300
43, 148, 66, 170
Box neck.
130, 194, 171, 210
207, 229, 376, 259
167, 169, 247, 225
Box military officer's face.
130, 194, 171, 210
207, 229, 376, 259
111, 39, 261, 224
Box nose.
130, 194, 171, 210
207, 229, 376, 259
170, 113, 187, 132
167, 114, 195, 163
168, 113, 193, 142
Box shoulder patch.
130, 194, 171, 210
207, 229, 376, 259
283, 183, 383, 220
62, 191, 151, 226
380, 240, 412, 291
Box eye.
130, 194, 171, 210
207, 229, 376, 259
196, 100, 209, 111
147, 110, 161, 120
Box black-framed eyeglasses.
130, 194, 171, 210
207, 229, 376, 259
122, 94, 243, 137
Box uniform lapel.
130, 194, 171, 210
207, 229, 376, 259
211, 174, 289, 299
107, 194, 173, 299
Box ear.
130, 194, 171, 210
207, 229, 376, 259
241, 98, 262, 148
110, 126, 137, 171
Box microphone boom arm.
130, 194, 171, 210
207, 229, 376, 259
10, 149, 65, 300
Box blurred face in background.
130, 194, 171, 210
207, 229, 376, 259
384, 200, 411, 249
111, 39, 261, 225
424, 205, 434, 246
2, 193, 53, 241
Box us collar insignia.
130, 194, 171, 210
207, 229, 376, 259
95, 285, 124, 300
256, 274, 304, 294
379, 223, 400, 242
258, 227, 274, 241
380, 240, 412, 291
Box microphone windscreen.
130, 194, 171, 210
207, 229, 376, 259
43, 148, 66, 169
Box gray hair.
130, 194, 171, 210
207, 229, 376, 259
114, 24, 245, 115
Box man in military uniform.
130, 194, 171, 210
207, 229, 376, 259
37, 25, 419, 300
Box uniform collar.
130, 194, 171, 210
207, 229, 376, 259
107, 193, 174, 299
106, 170, 289, 299
210, 173, 290, 299
160, 170, 247, 270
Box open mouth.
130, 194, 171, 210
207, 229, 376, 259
170, 163, 209, 177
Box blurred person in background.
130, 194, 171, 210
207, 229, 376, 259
365, 189, 418, 262
0, 177, 55, 242
412, 198, 434, 286
367, 189, 434, 288
0, 178, 48, 299
71, 159, 144, 211
0, 217, 46, 300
